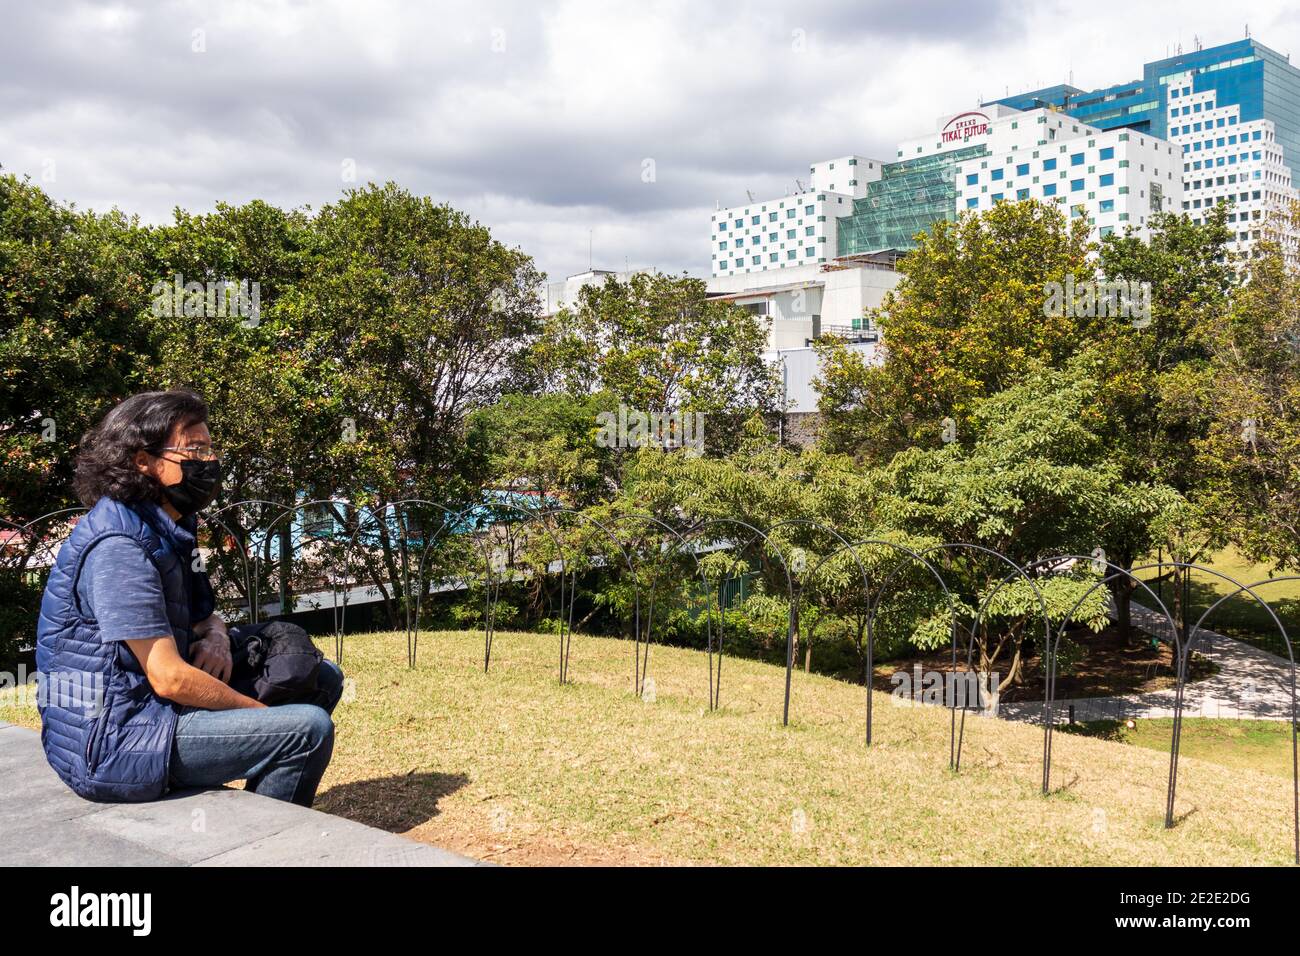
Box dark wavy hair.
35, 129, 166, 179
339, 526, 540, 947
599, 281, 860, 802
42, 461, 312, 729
74, 390, 210, 507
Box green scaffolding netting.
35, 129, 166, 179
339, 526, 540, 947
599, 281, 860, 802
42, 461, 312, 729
837, 144, 989, 255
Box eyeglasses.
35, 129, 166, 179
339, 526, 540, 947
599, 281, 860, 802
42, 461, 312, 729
154, 444, 222, 462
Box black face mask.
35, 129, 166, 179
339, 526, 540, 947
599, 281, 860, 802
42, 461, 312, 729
160, 458, 223, 518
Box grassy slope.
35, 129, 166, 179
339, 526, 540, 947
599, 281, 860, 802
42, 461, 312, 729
1135, 548, 1300, 657
3, 629, 1296, 865
1068, 718, 1298, 781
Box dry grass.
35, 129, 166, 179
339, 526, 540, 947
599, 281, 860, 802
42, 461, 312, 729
4, 628, 1297, 865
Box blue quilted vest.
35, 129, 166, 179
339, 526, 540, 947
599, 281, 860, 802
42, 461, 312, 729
36, 498, 213, 802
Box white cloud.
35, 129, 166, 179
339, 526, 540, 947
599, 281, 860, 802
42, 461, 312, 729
0, 0, 1296, 279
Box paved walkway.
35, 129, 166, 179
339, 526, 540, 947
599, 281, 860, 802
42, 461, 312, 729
0, 722, 483, 866
998, 603, 1297, 724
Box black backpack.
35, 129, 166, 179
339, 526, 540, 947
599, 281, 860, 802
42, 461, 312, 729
228, 620, 326, 707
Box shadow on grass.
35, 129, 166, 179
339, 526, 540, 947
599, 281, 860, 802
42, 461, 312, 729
1056, 718, 1130, 742
316, 771, 470, 833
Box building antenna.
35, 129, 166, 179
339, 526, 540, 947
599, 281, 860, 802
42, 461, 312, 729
588, 229, 592, 271
1245, 23, 1250, 38
746, 189, 755, 203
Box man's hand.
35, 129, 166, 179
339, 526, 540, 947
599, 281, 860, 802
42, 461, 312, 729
190, 617, 232, 684
124, 635, 263, 710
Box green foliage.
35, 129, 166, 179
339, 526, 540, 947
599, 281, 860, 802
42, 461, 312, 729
0, 174, 156, 519
540, 271, 780, 456
816, 200, 1094, 460
1192, 202, 1300, 570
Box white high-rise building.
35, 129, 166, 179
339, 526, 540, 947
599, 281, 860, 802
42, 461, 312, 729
710, 155, 884, 279
1164, 72, 1299, 264
950, 108, 1184, 241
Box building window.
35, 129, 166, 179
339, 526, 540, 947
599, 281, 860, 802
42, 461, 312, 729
1071, 178, 1084, 191
991, 168, 1004, 181
1043, 184, 1056, 197
1016, 163, 1029, 176
966, 173, 978, 185
1043, 158, 1057, 171
1099, 146, 1114, 160
1099, 199, 1115, 213
1071, 153, 1084, 166
1099, 173, 1114, 187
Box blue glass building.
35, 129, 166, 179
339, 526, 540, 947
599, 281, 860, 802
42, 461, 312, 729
989, 38, 1300, 189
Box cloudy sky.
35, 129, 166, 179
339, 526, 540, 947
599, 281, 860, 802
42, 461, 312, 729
2, 0, 1298, 280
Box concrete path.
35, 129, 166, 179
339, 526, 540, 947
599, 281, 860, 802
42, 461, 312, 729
998, 602, 1297, 724
0, 722, 483, 866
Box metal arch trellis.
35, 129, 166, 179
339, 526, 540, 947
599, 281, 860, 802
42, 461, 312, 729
193, 509, 256, 625
1041, 559, 1296, 863
823, 539, 959, 756
342, 498, 461, 669
1172, 569, 1298, 864
762, 517, 873, 729
414, 499, 575, 680
414, 499, 530, 672
871, 542, 1052, 773
0, 510, 88, 637
203, 498, 309, 628
4, 508, 88, 571
258, 497, 357, 659
527, 504, 640, 686
677, 517, 796, 715
599, 511, 707, 698
1001, 554, 1182, 795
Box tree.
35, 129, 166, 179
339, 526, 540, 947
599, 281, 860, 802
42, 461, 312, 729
815, 200, 1094, 461
274, 183, 544, 629
469, 391, 618, 507
145, 199, 324, 506
541, 271, 780, 457
1194, 201, 1300, 571
0, 174, 155, 521
872, 361, 1166, 684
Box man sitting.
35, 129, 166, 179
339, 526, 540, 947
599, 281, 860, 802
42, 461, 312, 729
36, 389, 344, 807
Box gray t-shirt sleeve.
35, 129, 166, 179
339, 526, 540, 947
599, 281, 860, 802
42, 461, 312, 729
76, 536, 174, 643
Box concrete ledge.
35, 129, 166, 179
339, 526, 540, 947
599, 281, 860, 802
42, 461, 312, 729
0, 725, 483, 867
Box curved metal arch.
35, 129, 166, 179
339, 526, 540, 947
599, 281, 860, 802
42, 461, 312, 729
1044, 560, 1288, 820
598, 510, 707, 697
1013, 554, 1181, 795
1139, 562, 1297, 860
193, 509, 257, 626
202, 498, 295, 627
871, 543, 1052, 774
823, 539, 959, 756
676, 517, 798, 717
524, 503, 641, 686
1185, 574, 1294, 868
0, 510, 87, 629
11, 508, 89, 570
763, 517, 873, 729
415, 498, 572, 679
254, 498, 358, 659
342, 498, 461, 668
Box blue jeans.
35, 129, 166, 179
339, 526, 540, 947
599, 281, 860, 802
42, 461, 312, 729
168, 659, 345, 807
